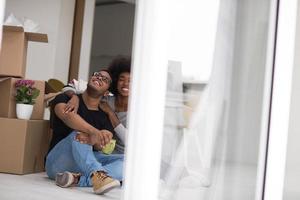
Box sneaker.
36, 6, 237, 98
55, 171, 81, 188
91, 171, 120, 194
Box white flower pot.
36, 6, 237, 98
16, 104, 34, 120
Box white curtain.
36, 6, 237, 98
159, 0, 237, 199
159, 58, 233, 199
159, 0, 274, 199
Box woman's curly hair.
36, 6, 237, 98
108, 56, 131, 95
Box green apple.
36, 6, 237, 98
101, 139, 116, 154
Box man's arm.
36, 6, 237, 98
54, 102, 112, 146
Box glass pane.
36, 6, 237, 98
283, 27, 300, 200
159, 0, 275, 199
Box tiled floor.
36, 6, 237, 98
0, 172, 122, 200
159, 162, 258, 200
1, 162, 290, 200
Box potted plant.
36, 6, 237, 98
15, 79, 40, 120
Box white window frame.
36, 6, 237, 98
264, 0, 298, 199
122, 0, 170, 200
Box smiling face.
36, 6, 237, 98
117, 72, 130, 97
87, 70, 112, 96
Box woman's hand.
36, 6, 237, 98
99, 101, 114, 115
64, 95, 79, 113
100, 100, 121, 128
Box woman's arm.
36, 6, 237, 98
99, 101, 121, 127
64, 94, 79, 113
62, 84, 80, 113
114, 123, 127, 143
99, 101, 127, 143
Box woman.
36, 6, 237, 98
64, 57, 130, 154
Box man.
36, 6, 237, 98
45, 69, 123, 195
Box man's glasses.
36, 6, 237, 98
92, 72, 112, 85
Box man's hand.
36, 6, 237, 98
75, 130, 113, 148
75, 132, 90, 144
64, 95, 79, 113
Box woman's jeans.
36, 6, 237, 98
45, 131, 124, 187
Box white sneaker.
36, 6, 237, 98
55, 171, 81, 188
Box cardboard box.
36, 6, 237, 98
0, 77, 45, 119
0, 118, 50, 174
0, 25, 48, 77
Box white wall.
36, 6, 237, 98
89, 3, 135, 74
78, 0, 95, 81
5, 0, 75, 83
0, 0, 5, 44
283, 1, 300, 199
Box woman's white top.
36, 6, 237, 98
107, 96, 127, 154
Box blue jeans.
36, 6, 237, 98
45, 131, 124, 187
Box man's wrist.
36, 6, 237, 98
87, 126, 97, 135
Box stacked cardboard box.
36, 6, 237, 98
0, 77, 45, 119
0, 118, 51, 174
0, 25, 51, 174
0, 25, 48, 77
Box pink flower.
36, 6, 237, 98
15, 79, 40, 105
26, 89, 32, 96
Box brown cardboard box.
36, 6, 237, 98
0, 118, 50, 174
0, 77, 45, 119
0, 25, 48, 77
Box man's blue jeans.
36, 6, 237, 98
45, 131, 124, 187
